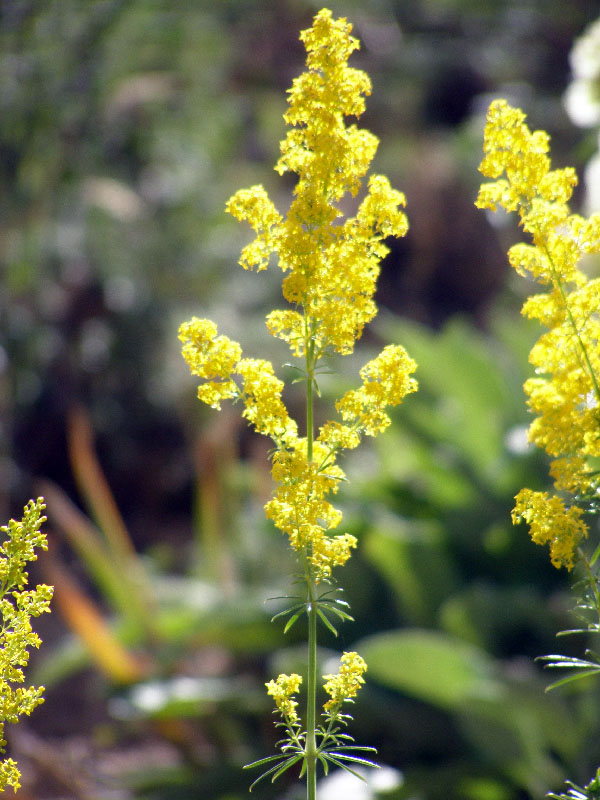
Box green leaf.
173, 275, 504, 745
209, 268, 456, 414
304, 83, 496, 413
543, 670, 600, 692
358, 629, 502, 710
271, 603, 305, 623
317, 608, 339, 637
283, 610, 304, 634
364, 515, 457, 626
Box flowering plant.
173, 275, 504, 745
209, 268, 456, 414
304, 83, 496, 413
477, 99, 600, 797
0, 498, 53, 792
179, 8, 417, 797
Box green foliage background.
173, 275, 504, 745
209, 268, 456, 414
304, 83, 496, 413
1, 1, 599, 798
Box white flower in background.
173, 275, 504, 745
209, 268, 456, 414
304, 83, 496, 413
564, 17, 600, 127
318, 766, 404, 800
564, 17, 600, 212
585, 140, 600, 213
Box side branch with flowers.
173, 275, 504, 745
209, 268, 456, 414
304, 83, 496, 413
0, 498, 53, 793
179, 9, 417, 798
476, 99, 600, 798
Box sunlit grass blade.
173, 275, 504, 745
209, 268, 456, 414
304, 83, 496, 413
319, 602, 354, 622
328, 745, 378, 753
68, 405, 137, 564
326, 753, 380, 768
44, 550, 146, 684
244, 754, 287, 769
537, 655, 600, 669
40, 480, 147, 631
271, 754, 303, 783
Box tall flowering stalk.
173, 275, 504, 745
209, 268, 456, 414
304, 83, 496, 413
476, 99, 600, 798
179, 9, 417, 796
0, 498, 53, 792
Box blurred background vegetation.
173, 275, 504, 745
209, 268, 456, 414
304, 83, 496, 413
1, 0, 600, 798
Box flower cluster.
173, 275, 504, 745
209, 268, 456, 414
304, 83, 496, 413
512, 489, 588, 571
0, 498, 53, 792
476, 99, 600, 569
181, 10, 416, 788
322, 651, 367, 715
266, 673, 303, 726
180, 8, 417, 582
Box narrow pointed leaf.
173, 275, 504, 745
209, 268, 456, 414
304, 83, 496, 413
271, 755, 303, 783
317, 608, 338, 636
544, 670, 600, 691
328, 753, 380, 768
244, 754, 287, 770
271, 604, 305, 622
323, 756, 368, 782
284, 610, 305, 634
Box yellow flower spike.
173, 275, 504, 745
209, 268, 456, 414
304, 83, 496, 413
0, 499, 53, 792
182, 10, 415, 792
477, 98, 600, 574
336, 345, 418, 436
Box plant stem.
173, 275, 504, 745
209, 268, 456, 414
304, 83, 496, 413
306, 333, 315, 464
306, 582, 318, 800
545, 247, 600, 407
305, 318, 317, 800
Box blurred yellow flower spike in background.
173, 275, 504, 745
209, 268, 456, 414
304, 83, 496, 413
179, 8, 417, 797
0, 499, 53, 793
478, 97, 600, 797
477, 98, 600, 572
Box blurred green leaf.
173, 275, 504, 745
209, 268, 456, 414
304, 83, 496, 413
358, 628, 502, 709
364, 514, 458, 625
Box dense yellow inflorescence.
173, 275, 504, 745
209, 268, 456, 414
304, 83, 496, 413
0, 498, 53, 792
180, 8, 417, 733
477, 99, 600, 569
322, 651, 367, 714
265, 673, 303, 726
179, 8, 417, 584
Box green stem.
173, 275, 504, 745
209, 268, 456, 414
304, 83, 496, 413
305, 315, 317, 800
306, 581, 318, 800
579, 548, 600, 629
544, 246, 600, 407
306, 332, 315, 463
